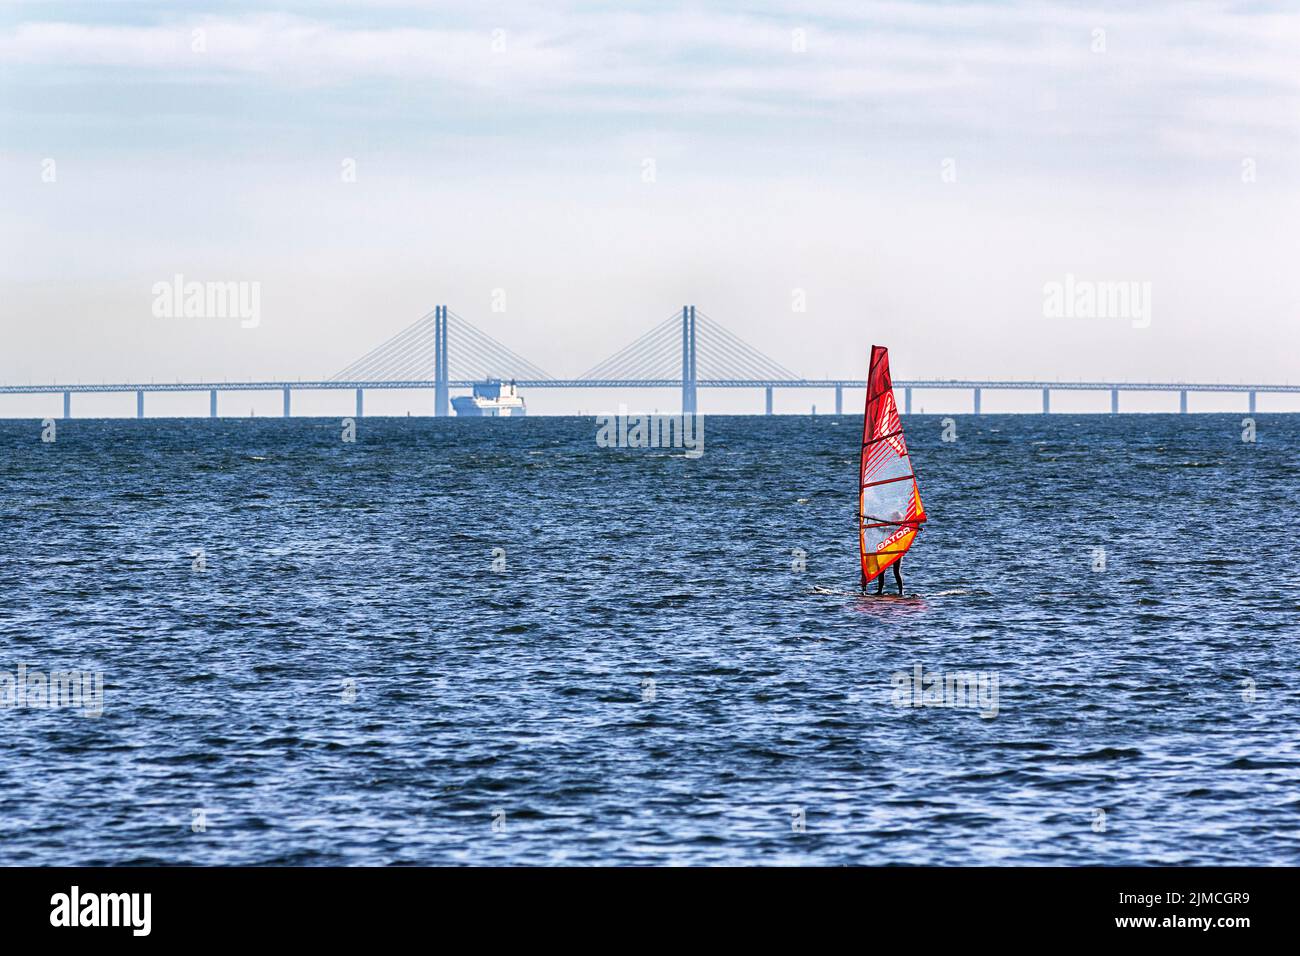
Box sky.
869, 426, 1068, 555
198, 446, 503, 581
2, 1, 1298, 415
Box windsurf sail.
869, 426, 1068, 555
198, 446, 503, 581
859, 345, 926, 583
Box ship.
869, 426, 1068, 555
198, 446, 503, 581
451, 379, 527, 417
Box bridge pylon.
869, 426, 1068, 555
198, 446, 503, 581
434, 305, 449, 417
681, 305, 697, 414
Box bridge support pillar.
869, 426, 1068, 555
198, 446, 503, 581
905, 387, 912, 415
62, 390, 70, 419
680, 306, 697, 415
973, 387, 981, 415
434, 305, 449, 417
283, 387, 291, 418
210, 389, 218, 418
1111, 388, 1119, 414
136, 390, 144, 419
834, 385, 842, 415
764, 387, 773, 416
1041, 387, 1050, 414
356, 387, 364, 418
1249, 391, 1256, 415
1179, 390, 1187, 414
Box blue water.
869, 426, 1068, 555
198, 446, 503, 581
1, 413, 1297, 865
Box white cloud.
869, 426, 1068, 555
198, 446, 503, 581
0, 16, 575, 89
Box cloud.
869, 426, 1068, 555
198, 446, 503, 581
0, 16, 574, 89
1, 2, 1296, 168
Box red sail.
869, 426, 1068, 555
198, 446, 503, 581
859, 345, 926, 583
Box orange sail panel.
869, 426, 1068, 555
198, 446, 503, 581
859, 345, 926, 583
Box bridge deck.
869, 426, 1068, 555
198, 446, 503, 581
1, 379, 1295, 394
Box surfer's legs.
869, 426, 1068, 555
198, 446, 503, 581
875, 574, 884, 595
893, 560, 904, 595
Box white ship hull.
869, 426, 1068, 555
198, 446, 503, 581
452, 380, 526, 417
452, 398, 526, 417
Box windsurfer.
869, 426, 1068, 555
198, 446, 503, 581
858, 345, 927, 598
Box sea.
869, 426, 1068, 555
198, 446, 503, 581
1, 413, 1296, 865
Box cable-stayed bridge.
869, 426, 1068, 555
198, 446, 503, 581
1, 304, 1296, 417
